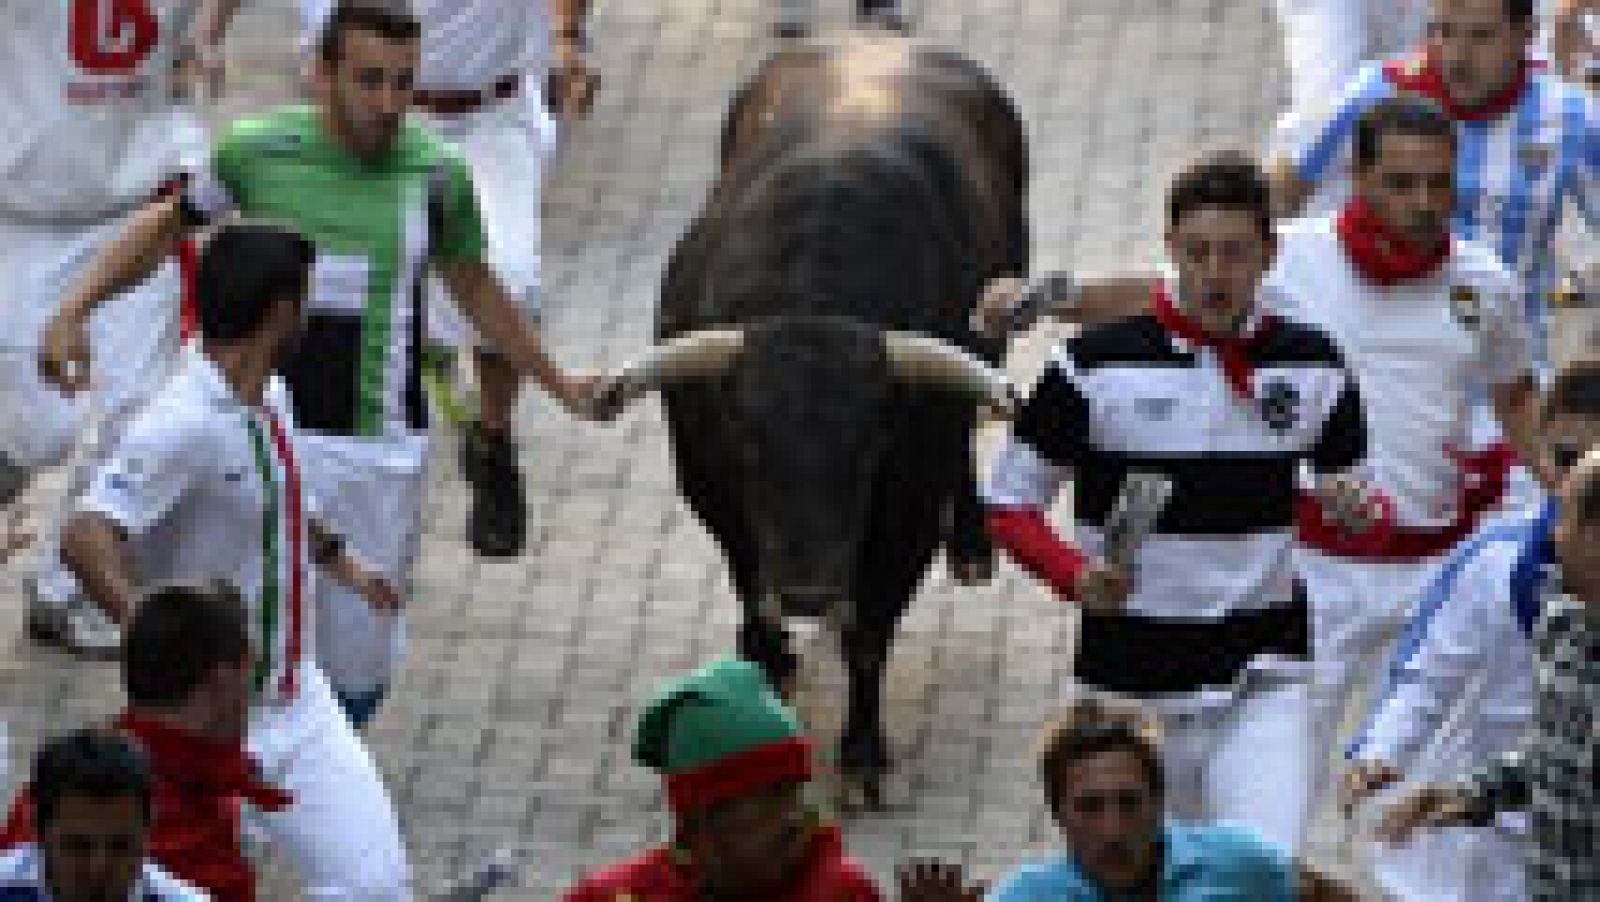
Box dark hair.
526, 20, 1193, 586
1038, 693, 1165, 818
122, 581, 251, 707
195, 222, 314, 345
1353, 96, 1456, 170
1166, 150, 1272, 238
317, 0, 421, 63
1505, 0, 1535, 23
1543, 357, 1600, 420
31, 730, 152, 830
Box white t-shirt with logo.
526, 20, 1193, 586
0, 0, 206, 220
1265, 217, 1535, 529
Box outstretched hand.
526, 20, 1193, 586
897, 860, 982, 902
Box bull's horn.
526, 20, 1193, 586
882, 331, 1018, 418
600, 328, 746, 409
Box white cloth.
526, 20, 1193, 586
0, 843, 209, 900
0, 0, 207, 221
1265, 218, 1535, 530
1148, 677, 1315, 853
1296, 547, 1439, 804
77, 350, 314, 708
421, 91, 556, 349
246, 661, 411, 901
298, 431, 426, 700
299, 0, 549, 91
1346, 517, 1535, 902
0, 216, 182, 469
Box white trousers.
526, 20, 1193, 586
422, 92, 555, 350
1364, 818, 1529, 901
247, 661, 411, 900
1297, 549, 1439, 802
1272, 0, 1429, 119
299, 433, 427, 700
1146, 677, 1314, 853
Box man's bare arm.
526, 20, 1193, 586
436, 258, 591, 415
42, 198, 190, 393
1494, 374, 1558, 489
1269, 157, 1315, 221
1297, 865, 1358, 902
60, 514, 142, 625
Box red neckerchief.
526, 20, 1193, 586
1150, 285, 1271, 400
116, 712, 293, 812
1383, 48, 1534, 123
1336, 198, 1450, 286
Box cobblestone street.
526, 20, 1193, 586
1, 1, 1292, 895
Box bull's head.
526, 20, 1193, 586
599, 317, 1014, 619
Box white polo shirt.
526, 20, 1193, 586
78, 348, 315, 707
0, 843, 208, 901
1264, 216, 1535, 530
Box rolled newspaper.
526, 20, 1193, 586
1101, 472, 1174, 569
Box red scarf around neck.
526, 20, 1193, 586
1150, 285, 1270, 400
1383, 49, 1533, 123
1336, 198, 1450, 286
116, 712, 293, 812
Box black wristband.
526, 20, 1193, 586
312, 530, 345, 569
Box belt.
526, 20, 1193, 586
412, 73, 521, 115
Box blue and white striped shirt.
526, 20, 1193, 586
1284, 61, 1599, 368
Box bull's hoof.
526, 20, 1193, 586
948, 548, 996, 586
837, 769, 885, 812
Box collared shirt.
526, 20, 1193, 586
984, 822, 1295, 901
1464, 568, 1599, 900
1280, 60, 1599, 368
1265, 217, 1534, 531
77, 348, 313, 706
0, 844, 207, 901
984, 305, 1363, 695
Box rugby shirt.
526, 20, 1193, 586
985, 304, 1365, 695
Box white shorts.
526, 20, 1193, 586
422, 90, 556, 351
299, 432, 428, 699
0, 215, 182, 468
1146, 675, 1315, 853
247, 661, 411, 900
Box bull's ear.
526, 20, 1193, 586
602, 329, 747, 407
881, 331, 1018, 418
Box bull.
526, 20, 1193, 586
601, 33, 1029, 801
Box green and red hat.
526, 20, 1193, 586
633, 657, 813, 816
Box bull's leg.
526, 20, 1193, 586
945, 435, 995, 586
730, 562, 800, 698
837, 620, 894, 807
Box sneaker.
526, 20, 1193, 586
25, 578, 122, 659
857, 1, 910, 31
461, 422, 527, 557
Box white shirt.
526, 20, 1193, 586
78, 348, 316, 707
299, 0, 550, 91
1351, 515, 1536, 769
0, 0, 207, 220
0, 843, 209, 901
1264, 217, 1534, 529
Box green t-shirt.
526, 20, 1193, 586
188, 105, 485, 436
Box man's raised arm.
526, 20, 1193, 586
40, 198, 191, 394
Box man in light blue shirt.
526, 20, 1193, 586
983, 695, 1353, 901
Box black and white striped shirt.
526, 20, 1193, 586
986, 311, 1365, 695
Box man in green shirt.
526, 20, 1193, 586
39, 0, 600, 726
